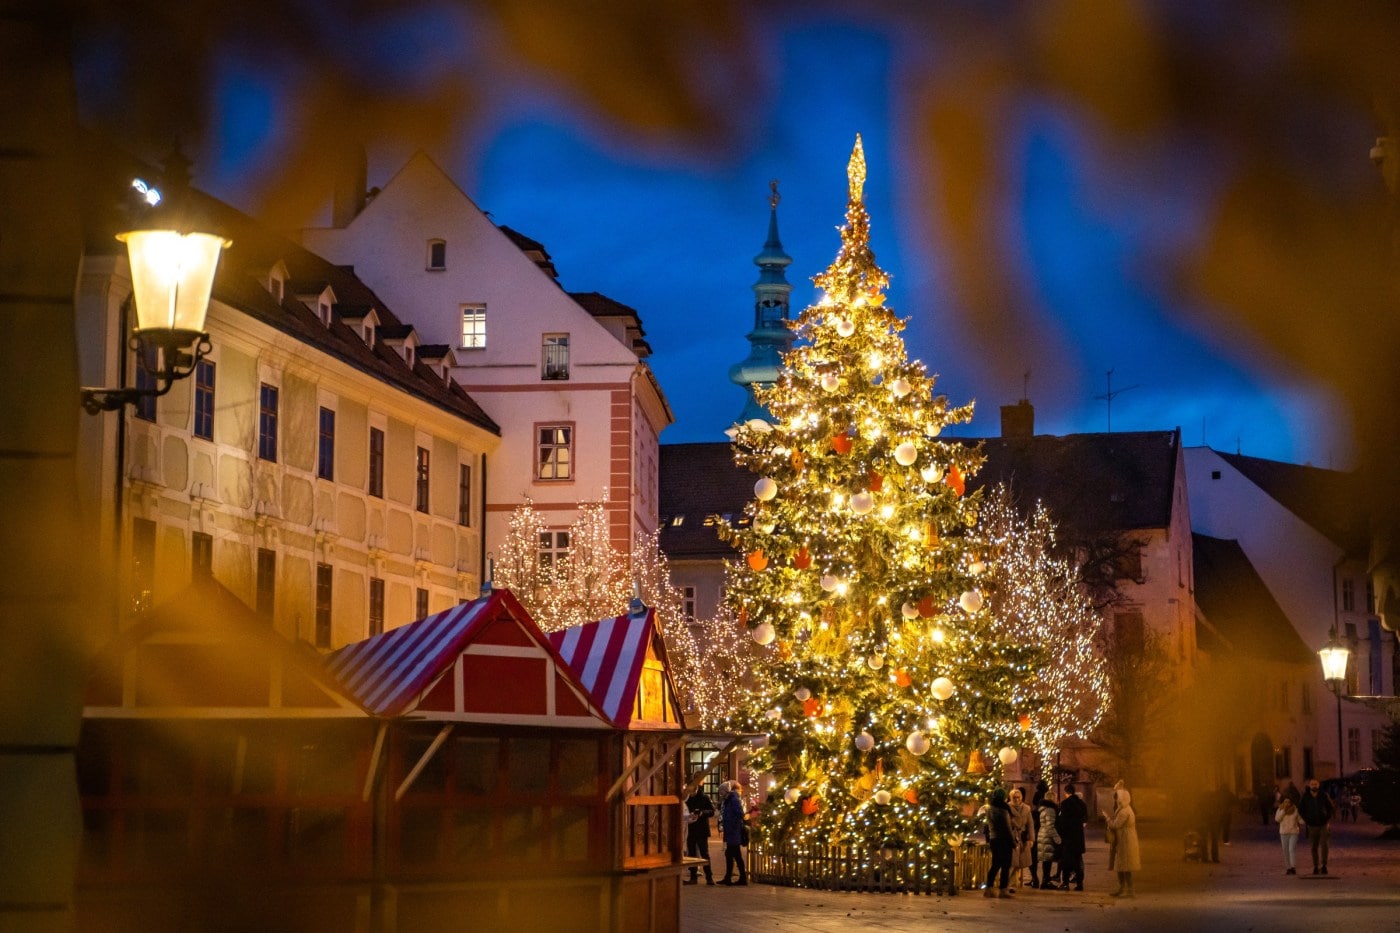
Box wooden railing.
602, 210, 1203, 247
748, 838, 990, 896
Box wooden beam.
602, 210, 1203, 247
394, 724, 453, 802
362, 721, 387, 802
625, 738, 682, 799
605, 734, 664, 801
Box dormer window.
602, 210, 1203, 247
319, 299, 332, 325
404, 345, 414, 366
268, 261, 288, 302
427, 239, 446, 271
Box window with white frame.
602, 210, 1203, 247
1343, 578, 1356, 612
461, 304, 486, 349
681, 585, 696, 620
542, 333, 570, 380
538, 529, 570, 571
536, 425, 572, 481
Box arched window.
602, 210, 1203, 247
427, 239, 446, 271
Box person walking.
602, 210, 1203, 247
1035, 790, 1062, 890
983, 788, 1015, 898
717, 782, 748, 886
1008, 787, 1033, 890
1103, 783, 1140, 898
1275, 795, 1304, 875
1298, 779, 1335, 875
1057, 784, 1088, 891
683, 785, 716, 885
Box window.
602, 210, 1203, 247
1113, 612, 1145, 654
1343, 578, 1356, 612
427, 239, 446, 271
460, 304, 486, 349
256, 548, 276, 620
368, 427, 384, 498
458, 463, 472, 526
539, 530, 570, 571
1275, 746, 1292, 780
369, 578, 385, 637
317, 407, 335, 481
315, 563, 333, 648
258, 384, 279, 462
1348, 727, 1361, 763
542, 334, 570, 380
681, 585, 696, 620
537, 425, 572, 481
134, 342, 158, 422
192, 532, 213, 578
193, 360, 215, 440
1303, 747, 1314, 780
416, 447, 430, 513
131, 518, 156, 615
416, 587, 430, 620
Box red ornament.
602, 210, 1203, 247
894, 669, 913, 688
747, 550, 769, 571
867, 471, 884, 492
945, 464, 966, 497
802, 697, 821, 717
831, 433, 854, 456
1018, 714, 1032, 732
917, 595, 936, 617
791, 450, 805, 473
792, 546, 812, 570
903, 787, 920, 805
801, 797, 820, 815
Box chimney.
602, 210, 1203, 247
1000, 399, 1034, 438
332, 145, 368, 228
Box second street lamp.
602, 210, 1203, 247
1318, 630, 1351, 780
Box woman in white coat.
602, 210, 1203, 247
1008, 787, 1034, 889
1103, 783, 1141, 897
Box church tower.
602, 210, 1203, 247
728, 180, 795, 424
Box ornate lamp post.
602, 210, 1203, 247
80, 180, 227, 414
1318, 630, 1351, 779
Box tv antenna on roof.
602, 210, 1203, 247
1094, 369, 1139, 432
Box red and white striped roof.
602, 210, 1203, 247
326, 589, 609, 728
547, 608, 660, 728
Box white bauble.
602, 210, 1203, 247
855, 731, 875, 753
820, 373, 840, 393
867, 654, 885, 670
920, 463, 944, 484
931, 676, 955, 701
820, 574, 840, 593
784, 787, 802, 803
751, 622, 776, 645
754, 477, 778, 501
958, 590, 983, 613
998, 746, 1018, 766
765, 707, 782, 720
900, 601, 919, 620
890, 377, 913, 398
836, 318, 856, 338
850, 491, 875, 515
894, 441, 918, 466
969, 560, 987, 576
794, 686, 811, 702
873, 789, 892, 805
906, 731, 931, 756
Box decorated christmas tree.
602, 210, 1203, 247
720, 137, 1040, 878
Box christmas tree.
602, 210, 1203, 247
720, 137, 1039, 877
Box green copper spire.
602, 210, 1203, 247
728, 180, 795, 424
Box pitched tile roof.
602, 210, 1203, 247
1215, 451, 1366, 553
1192, 533, 1315, 664
81, 137, 500, 436
570, 291, 653, 357
659, 430, 1181, 559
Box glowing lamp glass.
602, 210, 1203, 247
119, 229, 227, 334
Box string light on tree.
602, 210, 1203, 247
719, 135, 1040, 881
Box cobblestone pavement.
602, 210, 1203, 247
681, 816, 1400, 932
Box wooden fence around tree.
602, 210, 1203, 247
748, 838, 991, 895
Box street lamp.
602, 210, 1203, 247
1318, 629, 1351, 779
80, 179, 228, 414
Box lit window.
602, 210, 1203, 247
537, 425, 572, 481
542, 334, 570, 380
538, 529, 570, 571
682, 585, 696, 620
461, 304, 486, 349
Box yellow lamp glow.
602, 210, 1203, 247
119, 229, 228, 336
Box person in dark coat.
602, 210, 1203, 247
717, 782, 748, 885
983, 788, 1015, 898
1216, 784, 1235, 844
683, 785, 716, 884
1056, 784, 1089, 891
1029, 779, 1049, 888
1298, 779, 1335, 875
